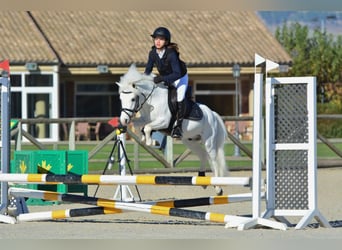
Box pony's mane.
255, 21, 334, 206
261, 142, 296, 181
117, 64, 155, 94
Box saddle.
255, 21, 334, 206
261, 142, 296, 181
165, 86, 203, 133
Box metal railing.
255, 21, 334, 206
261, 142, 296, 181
11, 117, 174, 169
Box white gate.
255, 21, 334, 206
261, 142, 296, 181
263, 76, 331, 229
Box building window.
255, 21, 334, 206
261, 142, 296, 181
10, 70, 59, 141
196, 83, 235, 91
10, 75, 22, 87
75, 83, 120, 117
194, 81, 236, 116
25, 74, 53, 87
11, 92, 22, 119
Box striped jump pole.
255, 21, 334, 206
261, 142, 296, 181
15, 201, 251, 226
154, 193, 256, 207
17, 206, 122, 221
9, 188, 255, 209
17, 204, 252, 226
17, 205, 250, 227
10, 188, 254, 226
1, 173, 251, 186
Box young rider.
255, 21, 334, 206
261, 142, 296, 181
144, 27, 188, 138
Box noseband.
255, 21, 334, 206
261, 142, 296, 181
120, 90, 140, 119
120, 84, 156, 120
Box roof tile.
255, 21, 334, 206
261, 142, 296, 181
0, 11, 58, 63
0, 11, 291, 67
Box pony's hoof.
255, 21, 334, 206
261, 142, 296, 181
145, 139, 152, 146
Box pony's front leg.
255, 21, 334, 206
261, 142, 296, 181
132, 117, 147, 143
135, 125, 146, 143
181, 139, 210, 189
143, 119, 168, 146
142, 125, 153, 146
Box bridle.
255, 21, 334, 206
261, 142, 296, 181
120, 83, 156, 120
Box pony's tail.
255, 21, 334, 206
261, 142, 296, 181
213, 112, 229, 176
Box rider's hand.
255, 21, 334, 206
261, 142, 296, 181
153, 76, 163, 83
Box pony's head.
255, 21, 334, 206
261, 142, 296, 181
116, 64, 154, 93
116, 64, 154, 125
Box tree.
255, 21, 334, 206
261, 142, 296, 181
275, 22, 342, 102
275, 22, 311, 76
309, 31, 338, 84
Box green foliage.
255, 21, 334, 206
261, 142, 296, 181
317, 101, 342, 138
276, 22, 342, 138
275, 22, 342, 98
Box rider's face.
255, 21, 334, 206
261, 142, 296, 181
154, 36, 166, 49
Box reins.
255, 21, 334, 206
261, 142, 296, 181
120, 80, 157, 119
136, 83, 156, 111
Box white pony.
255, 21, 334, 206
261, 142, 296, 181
116, 64, 228, 195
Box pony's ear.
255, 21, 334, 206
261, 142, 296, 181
115, 82, 122, 88
129, 63, 137, 72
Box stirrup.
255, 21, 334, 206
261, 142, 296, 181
171, 127, 182, 138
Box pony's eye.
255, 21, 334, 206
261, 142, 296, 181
132, 84, 136, 88
132, 98, 135, 102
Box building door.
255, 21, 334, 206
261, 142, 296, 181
27, 93, 51, 138
10, 68, 59, 141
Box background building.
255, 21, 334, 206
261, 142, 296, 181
0, 11, 292, 141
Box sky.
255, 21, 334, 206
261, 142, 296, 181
258, 11, 342, 35
2, 0, 342, 11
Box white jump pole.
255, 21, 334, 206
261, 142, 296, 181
15, 192, 253, 225
0, 173, 251, 186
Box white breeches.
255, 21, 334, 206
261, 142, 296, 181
171, 74, 188, 102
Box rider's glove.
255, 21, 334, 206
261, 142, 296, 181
153, 76, 163, 84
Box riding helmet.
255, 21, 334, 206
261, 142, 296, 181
151, 27, 171, 43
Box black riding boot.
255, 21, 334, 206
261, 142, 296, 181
171, 100, 186, 138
